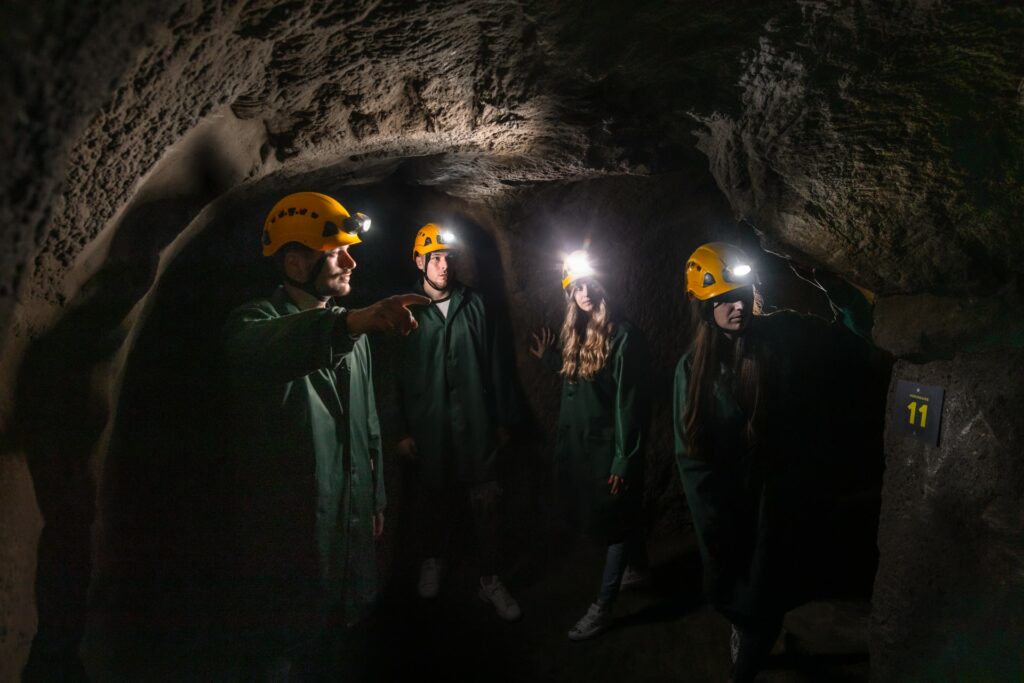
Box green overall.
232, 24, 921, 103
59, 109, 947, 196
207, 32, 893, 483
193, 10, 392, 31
545, 321, 649, 542
223, 287, 384, 638
395, 283, 518, 491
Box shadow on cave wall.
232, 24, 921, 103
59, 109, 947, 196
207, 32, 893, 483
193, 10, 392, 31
12, 185, 234, 681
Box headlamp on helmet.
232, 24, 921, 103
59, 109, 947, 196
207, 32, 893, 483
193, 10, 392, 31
262, 192, 368, 256
562, 249, 595, 290
413, 223, 459, 261
685, 242, 758, 300
344, 212, 371, 236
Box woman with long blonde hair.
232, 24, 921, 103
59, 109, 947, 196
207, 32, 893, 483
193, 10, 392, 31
530, 249, 650, 641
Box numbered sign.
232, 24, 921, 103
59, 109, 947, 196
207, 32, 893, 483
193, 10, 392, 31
893, 380, 945, 447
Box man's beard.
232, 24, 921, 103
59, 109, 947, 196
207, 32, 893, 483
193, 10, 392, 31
316, 273, 352, 299
425, 272, 449, 292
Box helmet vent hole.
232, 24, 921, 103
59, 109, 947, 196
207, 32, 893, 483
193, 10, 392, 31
311, 212, 319, 219
278, 210, 286, 218
299, 208, 307, 215
288, 208, 296, 216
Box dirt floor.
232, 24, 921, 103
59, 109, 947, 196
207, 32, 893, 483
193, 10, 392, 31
367, 528, 871, 683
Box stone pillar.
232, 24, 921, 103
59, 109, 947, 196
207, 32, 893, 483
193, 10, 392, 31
871, 348, 1024, 681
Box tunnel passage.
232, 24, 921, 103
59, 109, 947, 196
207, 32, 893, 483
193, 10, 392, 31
12, 153, 890, 681
2, 0, 1023, 681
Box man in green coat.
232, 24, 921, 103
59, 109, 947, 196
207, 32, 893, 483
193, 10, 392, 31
395, 223, 522, 621
223, 192, 428, 677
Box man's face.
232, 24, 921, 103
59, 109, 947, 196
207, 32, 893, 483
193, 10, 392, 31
313, 245, 357, 298
712, 286, 753, 333
419, 250, 454, 290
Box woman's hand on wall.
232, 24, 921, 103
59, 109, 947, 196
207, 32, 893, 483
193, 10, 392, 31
529, 327, 555, 359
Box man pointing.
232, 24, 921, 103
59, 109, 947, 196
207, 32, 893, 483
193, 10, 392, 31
223, 191, 428, 677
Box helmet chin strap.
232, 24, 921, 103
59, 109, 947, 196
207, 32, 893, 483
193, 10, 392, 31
285, 253, 332, 302
421, 254, 449, 294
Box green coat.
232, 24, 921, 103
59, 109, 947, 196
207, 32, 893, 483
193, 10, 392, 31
223, 287, 384, 634
673, 301, 877, 626
396, 283, 518, 491
545, 321, 649, 541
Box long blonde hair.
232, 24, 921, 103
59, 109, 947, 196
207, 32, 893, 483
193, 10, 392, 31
560, 283, 614, 381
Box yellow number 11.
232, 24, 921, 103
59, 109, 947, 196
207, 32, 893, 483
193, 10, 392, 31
907, 401, 929, 428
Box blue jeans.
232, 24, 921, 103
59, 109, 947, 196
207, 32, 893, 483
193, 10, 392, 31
596, 527, 648, 607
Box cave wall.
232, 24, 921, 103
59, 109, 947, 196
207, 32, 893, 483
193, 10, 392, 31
1, 0, 1022, 680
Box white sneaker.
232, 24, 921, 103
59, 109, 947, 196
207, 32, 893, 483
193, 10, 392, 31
478, 576, 522, 621
621, 565, 653, 589
568, 602, 612, 641
417, 558, 445, 598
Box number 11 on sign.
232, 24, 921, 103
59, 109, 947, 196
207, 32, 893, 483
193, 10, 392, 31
907, 401, 928, 428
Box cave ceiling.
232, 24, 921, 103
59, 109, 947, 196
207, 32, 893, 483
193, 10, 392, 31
1, 0, 1021, 329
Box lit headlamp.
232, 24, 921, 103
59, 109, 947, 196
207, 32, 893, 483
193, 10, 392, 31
722, 263, 753, 284
343, 212, 372, 235
562, 249, 595, 290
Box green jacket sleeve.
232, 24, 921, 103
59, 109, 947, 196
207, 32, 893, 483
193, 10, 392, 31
822, 280, 874, 343
609, 329, 648, 478
672, 355, 726, 580
223, 303, 354, 384
365, 346, 386, 512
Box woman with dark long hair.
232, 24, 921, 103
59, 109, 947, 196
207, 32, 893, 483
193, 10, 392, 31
530, 249, 650, 641
674, 242, 877, 682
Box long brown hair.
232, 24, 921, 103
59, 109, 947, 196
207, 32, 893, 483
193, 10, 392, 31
560, 281, 614, 381
681, 291, 764, 461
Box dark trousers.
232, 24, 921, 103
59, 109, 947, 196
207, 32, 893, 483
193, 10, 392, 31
413, 480, 503, 577
732, 615, 783, 683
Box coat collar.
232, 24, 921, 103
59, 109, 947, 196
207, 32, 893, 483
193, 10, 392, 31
414, 280, 466, 322
270, 285, 338, 316
270, 286, 299, 316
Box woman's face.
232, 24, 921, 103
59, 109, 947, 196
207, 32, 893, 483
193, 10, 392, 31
712, 287, 753, 334
573, 280, 601, 313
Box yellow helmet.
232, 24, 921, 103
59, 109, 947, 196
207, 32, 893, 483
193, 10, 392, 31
561, 249, 596, 290
685, 242, 757, 300
412, 223, 458, 261
262, 192, 371, 256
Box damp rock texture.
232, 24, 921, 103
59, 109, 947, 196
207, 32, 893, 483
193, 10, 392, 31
0, 0, 1020, 680
694, 1, 1024, 297
873, 351, 1024, 682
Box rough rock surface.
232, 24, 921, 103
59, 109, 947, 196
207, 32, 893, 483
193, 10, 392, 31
694, 1, 1024, 296
873, 287, 1024, 360
873, 351, 1024, 681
